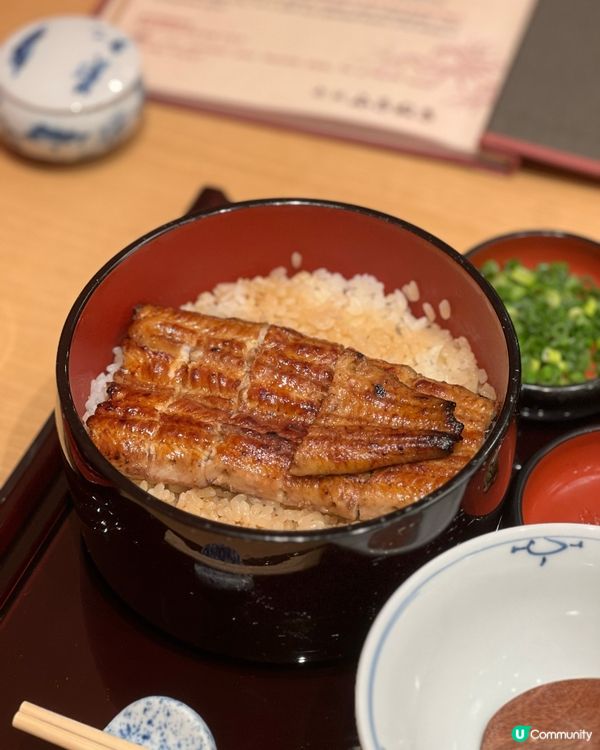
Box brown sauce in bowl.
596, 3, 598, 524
481, 679, 600, 749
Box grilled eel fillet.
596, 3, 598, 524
87, 305, 496, 521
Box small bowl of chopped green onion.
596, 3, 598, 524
466, 230, 600, 421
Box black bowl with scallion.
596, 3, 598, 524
466, 230, 600, 422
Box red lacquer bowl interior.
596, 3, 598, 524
67, 202, 515, 419
520, 429, 600, 525
467, 231, 600, 283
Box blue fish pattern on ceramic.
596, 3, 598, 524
73, 57, 110, 94
0, 16, 144, 162
110, 38, 128, 53
26, 124, 88, 145
105, 696, 217, 750
10, 26, 46, 74
510, 537, 584, 567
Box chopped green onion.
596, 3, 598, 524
541, 347, 562, 365
509, 265, 536, 287
480, 258, 600, 386
481, 259, 500, 276
584, 297, 598, 317
544, 289, 561, 308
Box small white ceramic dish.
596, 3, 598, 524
104, 696, 216, 750
355, 523, 600, 750
0, 15, 143, 162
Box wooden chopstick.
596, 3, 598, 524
12, 702, 143, 750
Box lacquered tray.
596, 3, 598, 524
1, 188, 596, 750
2, 508, 361, 750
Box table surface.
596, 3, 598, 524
1, 0, 599, 487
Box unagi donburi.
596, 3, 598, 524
85, 269, 497, 529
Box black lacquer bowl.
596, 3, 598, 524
56, 199, 520, 663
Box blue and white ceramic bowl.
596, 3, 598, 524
105, 696, 216, 750
355, 523, 600, 750
0, 15, 144, 162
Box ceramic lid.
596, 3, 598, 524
0, 15, 142, 113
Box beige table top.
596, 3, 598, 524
1, 0, 599, 486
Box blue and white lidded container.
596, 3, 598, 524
0, 15, 144, 162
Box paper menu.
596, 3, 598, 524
99, 0, 536, 163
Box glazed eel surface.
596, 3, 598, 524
87, 305, 496, 520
